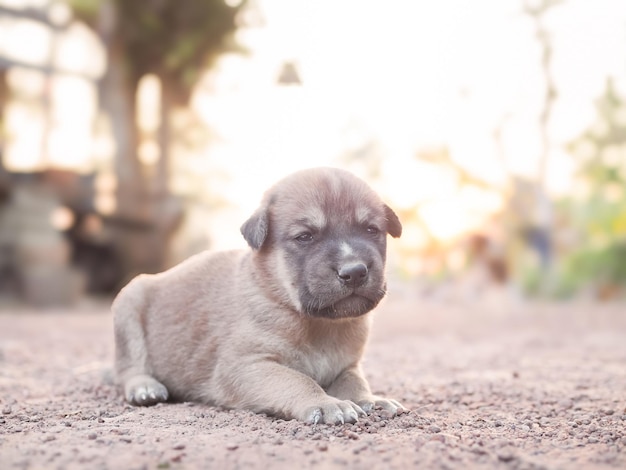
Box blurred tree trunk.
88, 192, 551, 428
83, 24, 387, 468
99, 55, 153, 279
156, 79, 173, 198
0, 69, 7, 132
70, 0, 243, 281
95, 3, 168, 280
100, 49, 143, 218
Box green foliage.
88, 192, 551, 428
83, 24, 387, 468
567, 241, 626, 286
69, 0, 246, 104
117, 0, 244, 103
556, 78, 626, 297
67, 0, 100, 18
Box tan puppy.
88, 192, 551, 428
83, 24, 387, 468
113, 168, 405, 424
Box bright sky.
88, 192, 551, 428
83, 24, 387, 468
1, 0, 626, 248
192, 0, 626, 246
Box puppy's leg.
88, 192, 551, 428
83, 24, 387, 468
220, 361, 365, 425
326, 365, 407, 416
113, 277, 169, 406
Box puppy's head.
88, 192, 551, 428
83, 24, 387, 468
241, 168, 401, 319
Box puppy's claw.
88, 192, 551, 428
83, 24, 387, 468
352, 403, 367, 417
306, 408, 323, 425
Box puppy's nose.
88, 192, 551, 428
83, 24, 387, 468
337, 263, 368, 288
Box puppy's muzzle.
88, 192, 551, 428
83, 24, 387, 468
337, 262, 368, 288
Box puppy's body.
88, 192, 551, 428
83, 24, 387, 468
114, 168, 404, 424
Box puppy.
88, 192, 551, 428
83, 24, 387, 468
113, 167, 405, 424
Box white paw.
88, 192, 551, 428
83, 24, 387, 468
125, 375, 169, 406
304, 399, 366, 425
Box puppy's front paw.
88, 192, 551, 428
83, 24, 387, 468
357, 395, 408, 416
303, 399, 366, 425
124, 375, 169, 406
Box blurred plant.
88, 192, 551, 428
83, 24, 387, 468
553, 78, 626, 298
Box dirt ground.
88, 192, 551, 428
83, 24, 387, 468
1, 287, 625, 470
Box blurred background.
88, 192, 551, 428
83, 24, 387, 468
0, 0, 625, 308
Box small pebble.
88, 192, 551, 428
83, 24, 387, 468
497, 450, 516, 462
428, 425, 441, 433
2, 406, 11, 415
225, 443, 238, 451
87, 432, 97, 440
172, 443, 186, 450
353, 444, 369, 454
470, 445, 487, 455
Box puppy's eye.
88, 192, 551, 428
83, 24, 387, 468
366, 225, 380, 235
295, 232, 314, 243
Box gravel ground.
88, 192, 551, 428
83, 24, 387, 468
1, 289, 625, 470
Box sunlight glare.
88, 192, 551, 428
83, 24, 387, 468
2, 0, 626, 247
50, 206, 75, 231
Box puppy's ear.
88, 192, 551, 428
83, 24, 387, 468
241, 206, 269, 250
384, 204, 402, 238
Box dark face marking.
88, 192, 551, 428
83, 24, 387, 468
283, 212, 388, 319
